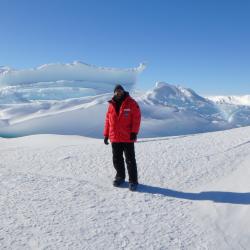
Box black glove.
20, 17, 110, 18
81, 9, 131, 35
130, 132, 137, 141
104, 137, 109, 145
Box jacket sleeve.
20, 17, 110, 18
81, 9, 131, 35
131, 100, 141, 134
103, 105, 110, 137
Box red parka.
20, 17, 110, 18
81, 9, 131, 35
104, 94, 141, 143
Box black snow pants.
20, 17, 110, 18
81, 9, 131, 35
111, 142, 138, 184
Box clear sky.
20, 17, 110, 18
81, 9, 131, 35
0, 0, 249, 95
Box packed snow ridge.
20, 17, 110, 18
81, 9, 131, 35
0, 61, 250, 138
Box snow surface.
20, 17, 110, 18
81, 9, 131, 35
1, 126, 250, 249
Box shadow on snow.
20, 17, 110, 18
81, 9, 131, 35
136, 184, 250, 205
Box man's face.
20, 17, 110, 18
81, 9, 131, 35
115, 88, 124, 99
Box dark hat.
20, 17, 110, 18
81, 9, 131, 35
114, 84, 124, 93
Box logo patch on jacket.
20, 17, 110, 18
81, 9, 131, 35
124, 108, 130, 117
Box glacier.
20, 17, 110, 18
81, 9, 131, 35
0, 61, 146, 102
0, 61, 250, 138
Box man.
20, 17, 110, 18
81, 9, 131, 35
103, 84, 141, 191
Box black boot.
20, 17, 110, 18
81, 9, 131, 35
128, 182, 138, 191
113, 178, 125, 187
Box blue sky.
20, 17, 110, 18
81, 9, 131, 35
0, 0, 249, 95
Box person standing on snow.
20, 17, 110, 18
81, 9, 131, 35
103, 84, 141, 191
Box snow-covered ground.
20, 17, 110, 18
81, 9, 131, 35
1, 126, 250, 249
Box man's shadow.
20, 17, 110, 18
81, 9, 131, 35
134, 183, 250, 205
